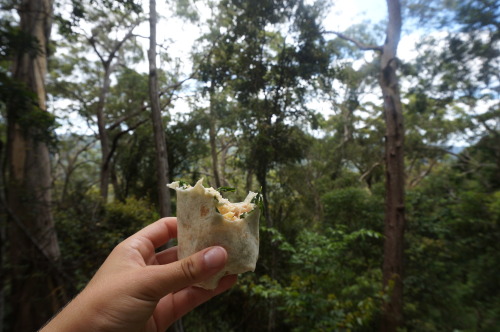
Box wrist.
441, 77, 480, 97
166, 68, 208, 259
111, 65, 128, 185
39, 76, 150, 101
40, 290, 101, 332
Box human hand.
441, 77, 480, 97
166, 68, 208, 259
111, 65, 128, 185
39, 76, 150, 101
41, 217, 237, 332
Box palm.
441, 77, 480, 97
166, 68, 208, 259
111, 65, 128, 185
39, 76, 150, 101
93, 218, 237, 332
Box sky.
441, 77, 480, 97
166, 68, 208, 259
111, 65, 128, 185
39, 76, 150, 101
55, 0, 424, 135
325, 0, 387, 30
145, 0, 391, 68
134, 0, 396, 117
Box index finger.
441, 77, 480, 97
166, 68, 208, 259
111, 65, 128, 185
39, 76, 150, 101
132, 217, 178, 249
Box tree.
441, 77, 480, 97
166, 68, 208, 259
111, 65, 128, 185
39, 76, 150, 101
50, 0, 145, 202
4, 0, 67, 330
197, 0, 328, 226
329, 0, 406, 329
148, 0, 171, 218
440, 0, 499, 188
53, 134, 97, 205
378, 1, 405, 330
85, 10, 143, 201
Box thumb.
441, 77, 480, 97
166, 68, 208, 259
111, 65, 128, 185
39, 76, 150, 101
146, 246, 228, 298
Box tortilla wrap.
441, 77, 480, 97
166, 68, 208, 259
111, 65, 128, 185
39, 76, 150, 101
168, 179, 260, 289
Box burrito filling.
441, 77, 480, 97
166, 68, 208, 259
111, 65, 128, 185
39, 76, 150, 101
169, 181, 258, 222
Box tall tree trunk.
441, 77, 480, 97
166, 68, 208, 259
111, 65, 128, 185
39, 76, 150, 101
97, 65, 112, 201
110, 162, 123, 202
208, 83, 222, 188
246, 168, 253, 192
148, 0, 172, 218
257, 165, 270, 227
0, 139, 5, 332
256, 163, 276, 332
6, 0, 66, 330
380, 0, 405, 330
219, 139, 230, 187
149, 8, 181, 332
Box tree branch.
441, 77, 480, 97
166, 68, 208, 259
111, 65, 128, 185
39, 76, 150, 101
359, 161, 382, 183
107, 105, 148, 132
132, 33, 149, 40
217, 136, 236, 155
87, 18, 145, 67
324, 31, 383, 52
426, 145, 474, 165
477, 116, 499, 138
105, 119, 148, 168
107, 20, 143, 63
74, 138, 97, 159
87, 35, 106, 65
408, 159, 437, 188
157, 68, 199, 109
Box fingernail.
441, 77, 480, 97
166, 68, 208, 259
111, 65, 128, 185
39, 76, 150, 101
204, 247, 226, 269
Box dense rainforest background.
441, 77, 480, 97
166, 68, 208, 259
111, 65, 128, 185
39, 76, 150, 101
0, 0, 499, 331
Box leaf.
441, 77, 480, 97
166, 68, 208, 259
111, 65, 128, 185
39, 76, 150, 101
178, 180, 190, 188
217, 186, 236, 193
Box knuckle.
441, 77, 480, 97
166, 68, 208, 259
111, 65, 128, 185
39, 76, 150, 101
180, 257, 197, 281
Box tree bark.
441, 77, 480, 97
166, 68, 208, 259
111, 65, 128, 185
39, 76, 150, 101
146, 23, 179, 332
148, 0, 172, 218
208, 87, 222, 188
219, 138, 230, 187
246, 168, 253, 192
380, 0, 405, 331
326, 2, 405, 328
6, 0, 66, 330
0, 141, 5, 332
96, 64, 112, 201
148, 6, 182, 332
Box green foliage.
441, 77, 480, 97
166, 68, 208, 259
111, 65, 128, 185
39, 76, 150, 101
104, 197, 160, 241
323, 186, 384, 231
165, 113, 211, 180
0, 20, 40, 59
56, 194, 159, 291
17, 104, 59, 145
217, 186, 236, 192
404, 163, 500, 331
242, 225, 384, 331
0, 19, 59, 145
193, 0, 331, 222
174, 0, 200, 22
0, 74, 59, 146
55, 190, 107, 291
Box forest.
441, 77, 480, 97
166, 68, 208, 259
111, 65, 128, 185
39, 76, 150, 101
0, 0, 499, 331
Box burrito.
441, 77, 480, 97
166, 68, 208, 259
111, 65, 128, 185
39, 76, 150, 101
168, 179, 260, 289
